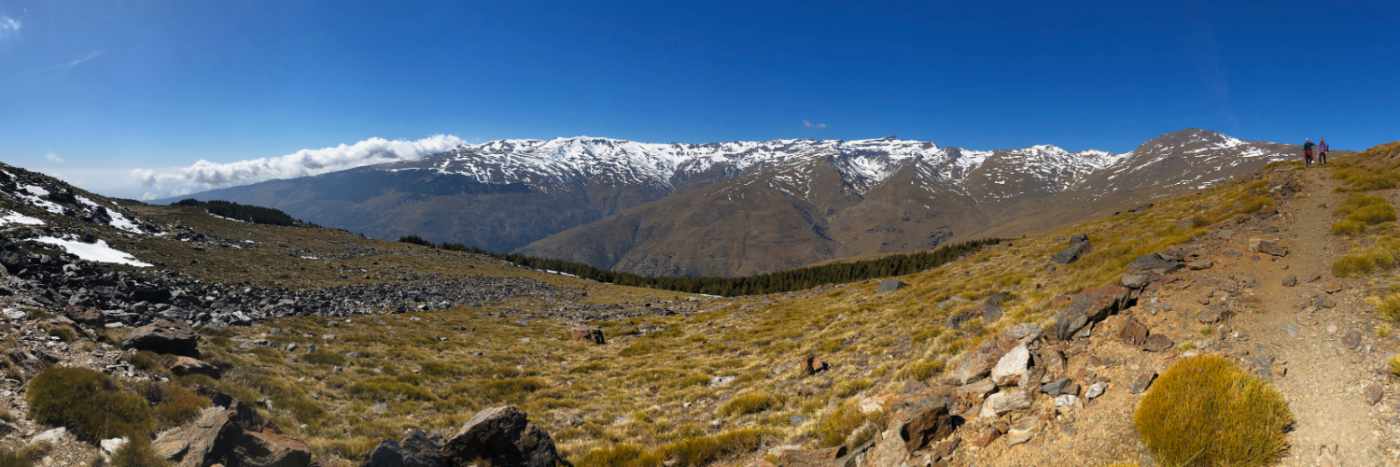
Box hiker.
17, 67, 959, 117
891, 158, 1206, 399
1303, 138, 1315, 168
1319, 138, 1330, 165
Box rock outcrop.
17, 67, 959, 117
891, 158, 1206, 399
122, 319, 200, 357
445, 406, 560, 467
153, 393, 312, 467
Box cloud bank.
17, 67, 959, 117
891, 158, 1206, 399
134, 134, 465, 199
44, 152, 63, 162
803, 120, 828, 129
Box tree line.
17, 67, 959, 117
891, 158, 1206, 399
398, 236, 1002, 296
174, 199, 321, 228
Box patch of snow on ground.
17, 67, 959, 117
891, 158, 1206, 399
106, 209, 142, 232
0, 211, 44, 226
33, 237, 152, 266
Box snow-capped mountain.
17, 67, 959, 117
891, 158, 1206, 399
170, 129, 1300, 277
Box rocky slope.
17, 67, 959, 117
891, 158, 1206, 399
169, 129, 1302, 277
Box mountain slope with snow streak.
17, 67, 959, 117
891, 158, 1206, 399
167, 129, 1302, 276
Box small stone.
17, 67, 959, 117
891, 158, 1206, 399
980, 391, 1033, 418
1040, 378, 1073, 396
1282, 275, 1297, 287
1004, 416, 1039, 446
1342, 330, 1362, 350
969, 426, 1001, 448
1307, 272, 1322, 283
1084, 382, 1107, 399
1118, 318, 1149, 346
570, 326, 605, 344
1054, 394, 1079, 408
1364, 383, 1384, 406
1256, 241, 1288, 257
1297, 314, 1318, 326
1197, 309, 1225, 324
1325, 284, 1342, 294
1187, 260, 1214, 270
1129, 372, 1157, 395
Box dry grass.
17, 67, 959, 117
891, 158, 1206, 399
41, 163, 1308, 465
1134, 355, 1291, 467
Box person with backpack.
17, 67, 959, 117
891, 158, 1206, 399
1319, 138, 1330, 165
1303, 138, 1315, 168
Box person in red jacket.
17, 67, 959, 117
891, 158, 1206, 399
1319, 138, 1330, 165
1303, 138, 1315, 168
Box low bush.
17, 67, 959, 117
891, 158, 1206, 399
481, 378, 546, 402
301, 352, 348, 366
420, 361, 463, 378
900, 359, 945, 381
1389, 354, 1400, 377
111, 437, 172, 467
1134, 354, 1291, 467
1370, 294, 1400, 321
27, 367, 155, 441
347, 377, 436, 402
1331, 219, 1366, 235
663, 428, 773, 466
810, 401, 884, 449
577, 443, 664, 467
1334, 167, 1400, 192
718, 391, 783, 416
1334, 249, 1395, 278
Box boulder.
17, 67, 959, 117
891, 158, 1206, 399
1004, 416, 1039, 446
170, 356, 221, 378
153, 393, 312, 467
1126, 253, 1183, 274
445, 406, 559, 467
1142, 334, 1174, 352
1257, 241, 1288, 257
1068, 233, 1089, 244
877, 280, 908, 293
569, 327, 605, 344
1282, 274, 1297, 287
990, 345, 1031, 387
802, 354, 829, 375
360, 429, 447, 467
1050, 241, 1091, 265
1118, 318, 1148, 347
1003, 323, 1043, 344
1186, 260, 1213, 270
64, 305, 104, 326
1197, 309, 1225, 324
1120, 274, 1151, 289
895, 397, 956, 453
122, 319, 199, 357
1040, 378, 1075, 396
1054, 286, 1131, 340
980, 391, 1033, 418
948, 335, 1018, 384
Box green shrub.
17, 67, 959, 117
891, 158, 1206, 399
831, 379, 872, 398
578, 443, 665, 467
44, 326, 74, 343
125, 351, 165, 372
481, 378, 546, 402
1134, 355, 1291, 467
300, 351, 348, 366
619, 342, 661, 357
0, 450, 30, 467
1370, 294, 1400, 321
1332, 219, 1366, 235
718, 391, 783, 416
900, 359, 946, 381
663, 428, 773, 466
420, 361, 463, 378
1334, 167, 1400, 192
568, 362, 607, 374
347, 377, 436, 402
27, 367, 155, 441
111, 437, 172, 467
151, 384, 210, 430
810, 401, 884, 449
1334, 249, 1394, 277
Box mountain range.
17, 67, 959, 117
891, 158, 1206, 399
166, 129, 1303, 276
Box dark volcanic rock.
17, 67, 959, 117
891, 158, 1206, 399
360, 429, 447, 467
445, 406, 559, 467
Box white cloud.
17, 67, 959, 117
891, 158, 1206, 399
134, 134, 466, 195
48, 50, 105, 72
0, 16, 19, 39
44, 152, 63, 163
803, 120, 828, 129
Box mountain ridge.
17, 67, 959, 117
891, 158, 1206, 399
164, 128, 1303, 276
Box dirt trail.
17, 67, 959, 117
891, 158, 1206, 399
1226, 167, 1392, 467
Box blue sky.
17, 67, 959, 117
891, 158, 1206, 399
1, 1, 1397, 199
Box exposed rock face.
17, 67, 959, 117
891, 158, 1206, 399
1125, 253, 1183, 275
360, 429, 447, 467
153, 393, 312, 467
1054, 286, 1131, 340
445, 406, 559, 467
949, 335, 1018, 384
990, 345, 1031, 387
122, 319, 199, 357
